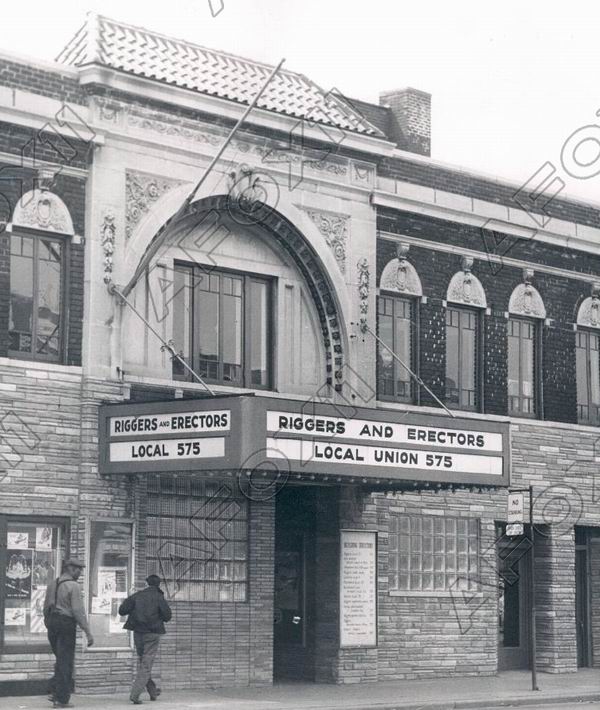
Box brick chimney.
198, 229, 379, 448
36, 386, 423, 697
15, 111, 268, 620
379, 87, 431, 156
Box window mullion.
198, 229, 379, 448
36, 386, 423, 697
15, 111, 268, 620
218, 275, 224, 383
243, 275, 250, 388
32, 238, 39, 357
457, 312, 463, 408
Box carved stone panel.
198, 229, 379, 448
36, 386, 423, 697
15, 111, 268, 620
577, 285, 600, 328
12, 190, 74, 235
126, 171, 185, 240
508, 283, 546, 318
380, 257, 423, 296
446, 261, 487, 308
301, 208, 348, 272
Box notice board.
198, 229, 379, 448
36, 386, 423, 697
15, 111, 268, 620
339, 529, 377, 648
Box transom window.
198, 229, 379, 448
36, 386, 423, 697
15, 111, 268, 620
389, 515, 479, 593
377, 295, 415, 402
445, 307, 479, 411
172, 265, 272, 389
9, 233, 65, 361
576, 329, 600, 425
507, 317, 537, 417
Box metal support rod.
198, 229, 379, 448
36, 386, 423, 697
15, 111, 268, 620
121, 58, 286, 299
357, 322, 455, 417
110, 285, 216, 396
529, 484, 539, 691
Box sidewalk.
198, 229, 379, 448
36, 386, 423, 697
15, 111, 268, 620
3, 670, 599, 710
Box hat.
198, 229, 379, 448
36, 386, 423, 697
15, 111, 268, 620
64, 558, 86, 568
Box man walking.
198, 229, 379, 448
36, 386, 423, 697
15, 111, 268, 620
44, 559, 94, 709
119, 575, 172, 704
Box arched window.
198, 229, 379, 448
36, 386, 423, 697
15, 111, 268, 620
507, 270, 546, 418
445, 257, 487, 412
377, 244, 422, 403
8, 189, 74, 362
575, 286, 600, 425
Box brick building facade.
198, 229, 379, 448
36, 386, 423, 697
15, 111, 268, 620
0, 12, 597, 697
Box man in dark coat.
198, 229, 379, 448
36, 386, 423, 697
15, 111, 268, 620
118, 575, 172, 704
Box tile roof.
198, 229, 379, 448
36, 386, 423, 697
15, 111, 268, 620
56, 14, 384, 137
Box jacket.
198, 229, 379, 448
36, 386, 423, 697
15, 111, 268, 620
44, 574, 92, 633
118, 585, 172, 634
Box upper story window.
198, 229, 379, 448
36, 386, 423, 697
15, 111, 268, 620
8, 189, 74, 364
575, 289, 600, 425
377, 245, 422, 403
507, 317, 537, 416
444, 259, 486, 412
9, 234, 65, 361
172, 264, 272, 389
378, 295, 415, 402
445, 307, 479, 410
576, 330, 600, 425
507, 272, 546, 418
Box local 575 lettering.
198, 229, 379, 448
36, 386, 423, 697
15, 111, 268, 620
109, 437, 225, 463
131, 441, 201, 458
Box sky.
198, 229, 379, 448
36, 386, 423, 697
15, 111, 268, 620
3, 0, 600, 206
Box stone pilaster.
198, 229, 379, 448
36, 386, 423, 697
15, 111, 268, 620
535, 525, 577, 673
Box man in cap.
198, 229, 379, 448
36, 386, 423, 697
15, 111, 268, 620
119, 575, 172, 704
44, 558, 94, 708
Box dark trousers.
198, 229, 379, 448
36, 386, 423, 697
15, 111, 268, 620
47, 615, 77, 704
132, 632, 161, 699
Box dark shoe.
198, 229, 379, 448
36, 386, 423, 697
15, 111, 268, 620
149, 688, 161, 701
130, 698, 143, 705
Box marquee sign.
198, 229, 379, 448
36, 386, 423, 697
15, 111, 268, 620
98, 395, 510, 485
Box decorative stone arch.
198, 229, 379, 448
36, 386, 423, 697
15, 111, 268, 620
508, 269, 546, 319
577, 283, 600, 328
379, 242, 422, 297
11, 189, 75, 235
446, 257, 487, 308
121, 174, 350, 390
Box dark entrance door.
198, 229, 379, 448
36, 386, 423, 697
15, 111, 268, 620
575, 528, 592, 668
497, 527, 531, 671
273, 486, 316, 681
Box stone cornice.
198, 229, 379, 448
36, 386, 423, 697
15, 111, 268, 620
77, 64, 396, 158
373, 184, 600, 259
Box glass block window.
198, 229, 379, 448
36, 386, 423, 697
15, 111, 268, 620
389, 515, 479, 593
146, 476, 248, 602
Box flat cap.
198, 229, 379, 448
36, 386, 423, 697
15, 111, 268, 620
64, 558, 86, 568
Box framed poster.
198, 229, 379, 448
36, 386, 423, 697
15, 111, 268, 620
339, 530, 377, 648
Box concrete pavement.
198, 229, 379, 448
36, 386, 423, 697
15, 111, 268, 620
2, 670, 599, 710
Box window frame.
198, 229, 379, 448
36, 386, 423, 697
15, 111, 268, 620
376, 292, 419, 404
507, 315, 542, 419
576, 327, 600, 425
84, 517, 135, 652
0, 514, 70, 654
172, 262, 274, 390
445, 305, 483, 412
8, 228, 69, 364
